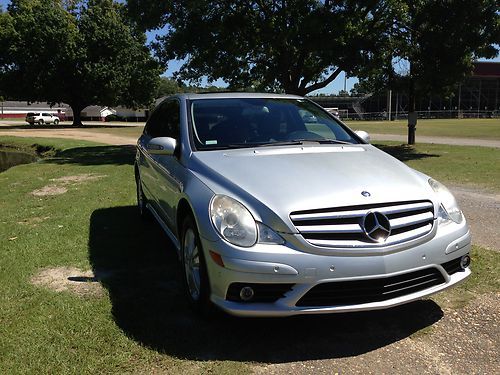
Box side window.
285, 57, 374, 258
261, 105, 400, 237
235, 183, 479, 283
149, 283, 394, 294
144, 100, 180, 139
159, 100, 180, 138
144, 106, 163, 137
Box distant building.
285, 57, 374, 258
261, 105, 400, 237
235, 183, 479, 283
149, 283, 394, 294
310, 61, 500, 120
0, 101, 69, 119
0, 102, 147, 122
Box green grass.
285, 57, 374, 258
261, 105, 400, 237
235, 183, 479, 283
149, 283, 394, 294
0, 137, 249, 374
345, 118, 500, 139
375, 142, 500, 192
431, 245, 500, 310
0, 136, 498, 373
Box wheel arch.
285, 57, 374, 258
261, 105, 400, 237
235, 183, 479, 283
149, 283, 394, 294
177, 198, 195, 240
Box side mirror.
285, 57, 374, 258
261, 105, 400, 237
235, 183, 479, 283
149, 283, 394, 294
354, 130, 370, 144
146, 137, 177, 156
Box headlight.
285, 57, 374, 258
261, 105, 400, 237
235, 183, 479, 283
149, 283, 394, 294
211, 195, 257, 247
210, 195, 284, 247
428, 179, 463, 224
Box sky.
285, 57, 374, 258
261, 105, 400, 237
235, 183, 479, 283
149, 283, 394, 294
2, 0, 498, 95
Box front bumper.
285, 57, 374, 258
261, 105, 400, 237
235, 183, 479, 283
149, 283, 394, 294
201, 221, 471, 317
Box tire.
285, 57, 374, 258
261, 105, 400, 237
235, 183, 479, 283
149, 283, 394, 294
53, 119, 59, 125
135, 172, 151, 220
181, 215, 211, 313
38, 119, 44, 125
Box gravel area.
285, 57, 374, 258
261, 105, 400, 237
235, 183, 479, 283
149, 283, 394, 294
252, 293, 500, 374
451, 186, 500, 252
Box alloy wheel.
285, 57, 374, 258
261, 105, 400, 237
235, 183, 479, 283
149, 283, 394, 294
183, 228, 201, 301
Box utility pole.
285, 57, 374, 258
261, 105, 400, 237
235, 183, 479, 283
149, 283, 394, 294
387, 90, 392, 121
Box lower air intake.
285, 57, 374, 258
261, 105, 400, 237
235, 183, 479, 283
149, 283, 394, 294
296, 268, 445, 307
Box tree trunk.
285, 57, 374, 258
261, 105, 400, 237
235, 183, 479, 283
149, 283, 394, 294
70, 103, 84, 127
407, 67, 417, 145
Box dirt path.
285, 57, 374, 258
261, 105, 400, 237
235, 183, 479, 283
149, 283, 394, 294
0, 129, 137, 145
371, 133, 500, 148
2, 128, 500, 148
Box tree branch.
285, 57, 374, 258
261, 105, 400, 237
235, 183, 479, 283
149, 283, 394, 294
303, 67, 342, 94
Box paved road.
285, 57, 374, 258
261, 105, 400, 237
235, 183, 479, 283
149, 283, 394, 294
371, 133, 500, 148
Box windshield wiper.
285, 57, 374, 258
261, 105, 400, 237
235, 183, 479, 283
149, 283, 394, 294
288, 139, 353, 145
316, 139, 353, 145
227, 141, 304, 148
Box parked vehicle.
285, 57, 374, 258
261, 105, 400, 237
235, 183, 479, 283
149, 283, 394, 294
25, 112, 60, 125
135, 93, 471, 317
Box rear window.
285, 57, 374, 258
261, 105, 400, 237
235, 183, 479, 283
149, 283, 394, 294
27, 112, 35, 116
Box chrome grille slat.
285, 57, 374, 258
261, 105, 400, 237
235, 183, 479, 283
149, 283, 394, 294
290, 201, 434, 222
291, 200, 434, 248
389, 212, 434, 230
295, 224, 363, 234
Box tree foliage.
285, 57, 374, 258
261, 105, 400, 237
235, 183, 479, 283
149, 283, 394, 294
0, 0, 161, 125
356, 0, 499, 143
128, 0, 391, 95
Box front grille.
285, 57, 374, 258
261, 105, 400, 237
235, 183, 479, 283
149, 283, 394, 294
441, 256, 466, 275
290, 200, 434, 248
226, 283, 295, 303
296, 268, 445, 307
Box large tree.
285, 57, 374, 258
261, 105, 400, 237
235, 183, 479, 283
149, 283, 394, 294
0, 0, 161, 126
357, 0, 499, 144
128, 0, 391, 95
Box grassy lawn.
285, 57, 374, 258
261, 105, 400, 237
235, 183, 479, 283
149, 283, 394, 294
0, 136, 498, 373
345, 118, 500, 140
375, 142, 500, 192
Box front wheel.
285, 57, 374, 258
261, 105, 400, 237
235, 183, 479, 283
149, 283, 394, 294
53, 119, 59, 125
181, 215, 211, 312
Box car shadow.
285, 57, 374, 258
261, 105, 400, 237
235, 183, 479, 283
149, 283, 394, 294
374, 143, 440, 162
89, 206, 444, 363
49, 145, 135, 166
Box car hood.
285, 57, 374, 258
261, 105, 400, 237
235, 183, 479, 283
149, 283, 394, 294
188, 144, 433, 232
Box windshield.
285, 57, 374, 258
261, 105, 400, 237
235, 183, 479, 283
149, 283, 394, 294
190, 98, 358, 150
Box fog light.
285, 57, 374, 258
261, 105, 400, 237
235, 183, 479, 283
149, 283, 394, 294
460, 254, 471, 269
239, 286, 255, 301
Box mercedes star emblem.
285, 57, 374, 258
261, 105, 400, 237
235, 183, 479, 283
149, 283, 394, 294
362, 211, 391, 242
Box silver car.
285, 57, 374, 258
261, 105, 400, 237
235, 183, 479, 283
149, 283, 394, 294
135, 93, 471, 317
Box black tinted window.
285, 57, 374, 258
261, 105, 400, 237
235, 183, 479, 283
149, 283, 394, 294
145, 100, 180, 139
